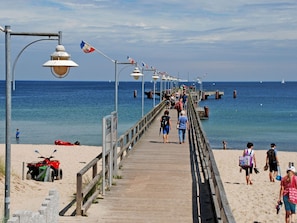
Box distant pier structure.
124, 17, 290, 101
201, 90, 224, 100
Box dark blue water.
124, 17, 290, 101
0, 81, 162, 146
1, 81, 296, 152
198, 81, 297, 151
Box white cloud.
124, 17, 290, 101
0, 0, 297, 81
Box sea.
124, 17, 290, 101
0, 81, 297, 152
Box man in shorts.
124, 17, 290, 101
266, 143, 279, 182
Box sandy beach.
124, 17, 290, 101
0, 144, 102, 219
213, 149, 297, 223
0, 144, 296, 222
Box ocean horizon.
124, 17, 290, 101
1, 80, 297, 152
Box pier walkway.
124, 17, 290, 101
68, 110, 194, 222
58, 93, 235, 223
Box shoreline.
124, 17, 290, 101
0, 144, 296, 222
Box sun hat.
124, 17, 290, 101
287, 166, 296, 173
181, 110, 186, 115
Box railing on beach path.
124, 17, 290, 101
58, 100, 166, 216
187, 93, 235, 223
60, 89, 235, 222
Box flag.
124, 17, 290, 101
142, 61, 149, 69
80, 41, 95, 53
127, 56, 135, 64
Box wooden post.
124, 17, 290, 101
148, 91, 153, 99
233, 90, 237, 98
76, 173, 83, 215
215, 90, 219, 99
204, 106, 209, 118
202, 91, 206, 100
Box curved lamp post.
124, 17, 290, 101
152, 73, 159, 107
135, 67, 156, 117
1, 25, 78, 222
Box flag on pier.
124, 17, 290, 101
127, 56, 135, 64
80, 41, 95, 53
142, 61, 149, 69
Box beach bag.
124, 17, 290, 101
288, 188, 297, 204
239, 150, 253, 168
288, 176, 297, 204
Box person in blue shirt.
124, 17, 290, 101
177, 110, 188, 144
181, 92, 188, 110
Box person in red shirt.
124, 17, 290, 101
278, 165, 297, 223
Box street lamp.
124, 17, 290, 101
197, 73, 207, 101
136, 67, 156, 117
162, 74, 167, 97
152, 73, 159, 107
80, 41, 139, 113
1, 25, 78, 222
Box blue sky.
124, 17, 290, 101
0, 0, 297, 82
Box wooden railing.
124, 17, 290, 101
187, 94, 235, 223
61, 88, 235, 222
72, 101, 166, 216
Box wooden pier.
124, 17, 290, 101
202, 90, 224, 100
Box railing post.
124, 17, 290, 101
76, 173, 83, 215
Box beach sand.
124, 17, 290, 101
0, 144, 101, 219
0, 145, 295, 222
213, 149, 296, 223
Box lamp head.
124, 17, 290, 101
130, 67, 143, 80
43, 45, 78, 78
152, 74, 159, 81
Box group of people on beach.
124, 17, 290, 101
241, 142, 297, 222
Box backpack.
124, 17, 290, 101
161, 116, 169, 128
174, 102, 182, 112
267, 149, 276, 163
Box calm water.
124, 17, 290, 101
0, 81, 296, 152
0, 81, 161, 146
199, 81, 297, 151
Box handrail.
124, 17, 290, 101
187, 93, 236, 223
66, 88, 235, 221
70, 101, 166, 216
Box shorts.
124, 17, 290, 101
283, 195, 296, 213
245, 165, 253, 176
269, 162, 278, 172
162, 125, 170, 135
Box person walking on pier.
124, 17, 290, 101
177, 110, 188, 144
160, 110, 171, 143
181, 91, 188, 110
174, 98, 183, 118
